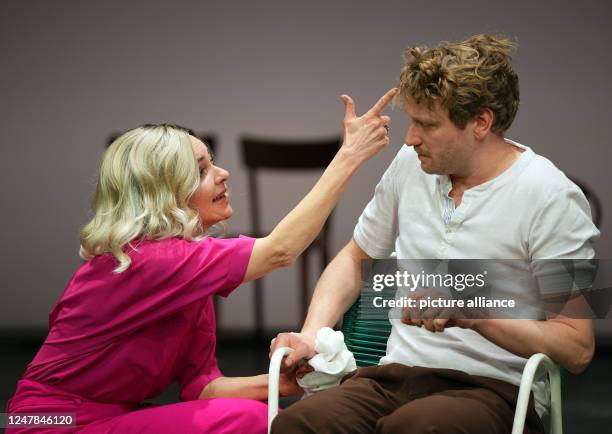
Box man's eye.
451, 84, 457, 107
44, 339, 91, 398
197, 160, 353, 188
414, 120, 433, 129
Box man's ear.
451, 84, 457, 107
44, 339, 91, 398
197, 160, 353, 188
472, 108, 494, 140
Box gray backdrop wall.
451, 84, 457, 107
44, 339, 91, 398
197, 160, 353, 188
1, 0, 610, 336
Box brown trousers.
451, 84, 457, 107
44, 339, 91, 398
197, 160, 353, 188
272, 363, 544, 434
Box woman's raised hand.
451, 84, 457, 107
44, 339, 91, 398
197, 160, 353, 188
339, 88, 397, 162
244, 88, 397, 284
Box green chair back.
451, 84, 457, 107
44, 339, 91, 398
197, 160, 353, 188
341, 290, 393, 367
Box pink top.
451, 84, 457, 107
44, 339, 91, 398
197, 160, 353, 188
9, 235, 255, 414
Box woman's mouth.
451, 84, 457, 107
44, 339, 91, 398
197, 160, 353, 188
212, 191, 227, 203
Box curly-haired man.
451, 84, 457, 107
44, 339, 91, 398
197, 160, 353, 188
271, 35, 599, 434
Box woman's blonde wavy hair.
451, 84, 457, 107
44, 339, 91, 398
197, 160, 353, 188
398, 34, 520, 134
80, 123, 205, 273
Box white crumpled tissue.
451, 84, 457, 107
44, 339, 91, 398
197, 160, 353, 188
296, 327, 357, 396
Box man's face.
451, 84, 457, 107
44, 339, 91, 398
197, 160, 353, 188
403, 96, 475, 175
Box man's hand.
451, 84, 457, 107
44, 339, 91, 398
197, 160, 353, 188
270, 331, 316, 369
401, 289, 474, 332
339, 88, 397, 163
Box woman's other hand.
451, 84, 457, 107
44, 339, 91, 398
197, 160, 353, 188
279, 366, 308, 397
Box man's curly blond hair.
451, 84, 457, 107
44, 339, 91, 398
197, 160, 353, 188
398, 34, 519, 134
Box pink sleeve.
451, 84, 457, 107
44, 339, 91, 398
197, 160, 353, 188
170, 235, 256, 298
178, 344, 223, 401
43, 236, 256, 359
120, 235, 256, 317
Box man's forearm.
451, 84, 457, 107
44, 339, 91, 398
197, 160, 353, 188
301, 239, 366, 336
471, 317, 594, 374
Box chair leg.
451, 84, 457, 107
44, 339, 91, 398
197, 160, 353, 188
321, 226, 330, 268
213, 295, 222, 332
254, 278, 264, 339
300, 252, 309, 322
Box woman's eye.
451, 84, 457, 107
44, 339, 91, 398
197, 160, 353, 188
199, 167, 207, 177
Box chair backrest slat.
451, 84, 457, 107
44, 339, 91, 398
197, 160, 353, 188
342, 292, 392, 368
241, 137, 341, 169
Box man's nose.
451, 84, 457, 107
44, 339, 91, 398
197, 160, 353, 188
404, 124, 422, 147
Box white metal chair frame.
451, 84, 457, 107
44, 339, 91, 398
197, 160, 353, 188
268, 348, 562, 434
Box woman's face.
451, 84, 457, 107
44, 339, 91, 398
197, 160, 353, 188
189, 135, 233, 228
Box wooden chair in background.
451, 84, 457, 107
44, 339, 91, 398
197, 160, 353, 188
240, 136, 342, 338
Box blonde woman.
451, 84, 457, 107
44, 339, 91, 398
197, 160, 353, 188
6, 89, 396, 434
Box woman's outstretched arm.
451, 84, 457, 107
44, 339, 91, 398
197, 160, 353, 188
198, 373, 302, 400
243, 88, 396, 282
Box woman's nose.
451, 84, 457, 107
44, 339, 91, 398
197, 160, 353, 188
215, 166, 230, 183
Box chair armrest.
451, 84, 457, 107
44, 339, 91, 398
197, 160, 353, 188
268, 347, 294, 434
512, 353, 562, 434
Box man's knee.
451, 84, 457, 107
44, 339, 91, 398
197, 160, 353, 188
377, 418, 448, 434
376, 404, 452, 434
